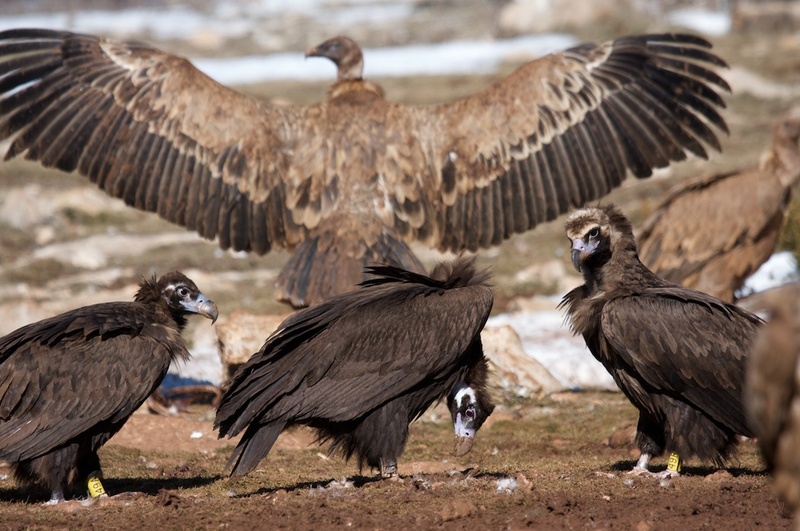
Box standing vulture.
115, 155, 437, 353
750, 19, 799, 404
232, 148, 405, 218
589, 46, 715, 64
0, 272, 218, 503
0, 30, 730, 307
214, 256, 495, 479
746, 283, 800, 517
638, 118, 800, 302
560, 205, 761, 476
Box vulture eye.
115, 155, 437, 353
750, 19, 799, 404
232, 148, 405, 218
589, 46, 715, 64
588, 227, 600, 239
176, 286, 191, 298
465, 406, 476, 420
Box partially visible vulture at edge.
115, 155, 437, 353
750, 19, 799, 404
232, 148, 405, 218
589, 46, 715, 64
638, 117, 800, 302
0, 272, 218, 503
560, 205, 762, 476
0, 30, 731, 307
214, 256, 495, 479
746, 283, 800, 517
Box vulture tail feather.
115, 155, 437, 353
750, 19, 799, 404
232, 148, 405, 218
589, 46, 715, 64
275, 229, 425, 308
225, 421, 285, 477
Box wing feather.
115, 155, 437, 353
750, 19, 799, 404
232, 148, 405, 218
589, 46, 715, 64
216, 279, 493, 436
0, 305, 181, 461
0, 29, 304, 254
601, 290, 760, 434
402, 33, 729, 250
0, 30, 729, 265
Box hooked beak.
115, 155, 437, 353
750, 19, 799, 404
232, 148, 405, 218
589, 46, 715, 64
570, 238, 597, 273
182, 294, 219, 324
453, 411, 476, 457
305, 44, 322, 59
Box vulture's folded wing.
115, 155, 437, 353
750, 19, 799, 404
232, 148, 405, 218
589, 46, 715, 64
0, 309, 175, 461
215, 279, 493, 437
600, 289, 761, 435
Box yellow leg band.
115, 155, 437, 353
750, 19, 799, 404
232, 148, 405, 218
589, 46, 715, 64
87, 477, 107, 498
667, 452, 682, 472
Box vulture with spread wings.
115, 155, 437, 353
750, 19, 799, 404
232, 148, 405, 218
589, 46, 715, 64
638, 118, 800, 302
0, 30, 730, 307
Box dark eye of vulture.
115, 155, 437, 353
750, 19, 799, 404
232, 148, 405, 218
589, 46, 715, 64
214, 256, 495, 480
0, 271, 217, 504
0, 30, 729, 308
560, 204, 762, 477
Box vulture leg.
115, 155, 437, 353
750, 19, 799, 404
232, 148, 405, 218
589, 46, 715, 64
626, 414, 667, 476
45, 487, 66, 506
379, 458, 398, 479
76, 450, 107, 498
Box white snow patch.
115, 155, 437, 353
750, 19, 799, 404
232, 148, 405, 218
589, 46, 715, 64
666, 9, 732, 36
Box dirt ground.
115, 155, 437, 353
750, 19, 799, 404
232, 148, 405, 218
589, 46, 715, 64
0, 392, 788, 530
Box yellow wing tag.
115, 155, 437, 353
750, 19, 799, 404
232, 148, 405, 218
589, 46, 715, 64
667, 452, 682, 473
87, 476, 107, 498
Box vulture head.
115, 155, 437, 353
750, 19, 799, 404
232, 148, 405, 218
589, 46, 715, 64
448, 382, 494, 457
135, 271, 219, 328
306, 35, 364, 81
564, 205, 637, 274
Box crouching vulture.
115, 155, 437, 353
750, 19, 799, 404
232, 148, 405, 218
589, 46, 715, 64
214, 256, 494, 479
0, 272, 218, 503
638, 118, 800, 302
560, 205, 761, 476
0, 30, 730, 307
746, 283, 800, 517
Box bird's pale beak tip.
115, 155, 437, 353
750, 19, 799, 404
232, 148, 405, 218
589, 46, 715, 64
453, 435, 475, 457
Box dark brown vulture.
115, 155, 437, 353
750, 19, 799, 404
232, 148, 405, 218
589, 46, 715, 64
0, 30, 730, 307
560, 205, 762, 476
214, 256, 494, 479
746, 283, 800, 516
638, 118, 800, 302
0, 272, 218, 503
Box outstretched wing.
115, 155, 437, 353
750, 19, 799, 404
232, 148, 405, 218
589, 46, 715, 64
600, 288, 761, 434
398, 33, 729, 251
215, 279, 493, 437
0, 28, 309, 254
0, 30, 729, 260
0, 304, 180, 461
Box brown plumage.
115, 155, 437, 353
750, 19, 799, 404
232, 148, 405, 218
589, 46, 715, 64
746, 283, 800, 515
0, 272, 218, 503
638, 118, 800, 302
214, 256, 494, 479
560, 205, 761, 475
0, 30, 730, 307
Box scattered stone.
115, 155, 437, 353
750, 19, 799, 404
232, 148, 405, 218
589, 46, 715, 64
411, 475, 431, 491
496, 477, 519, 494
482, 325, 562, 400
704, 470, 733, 482
440, 499, 478, 522
214, 311, 291, 381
